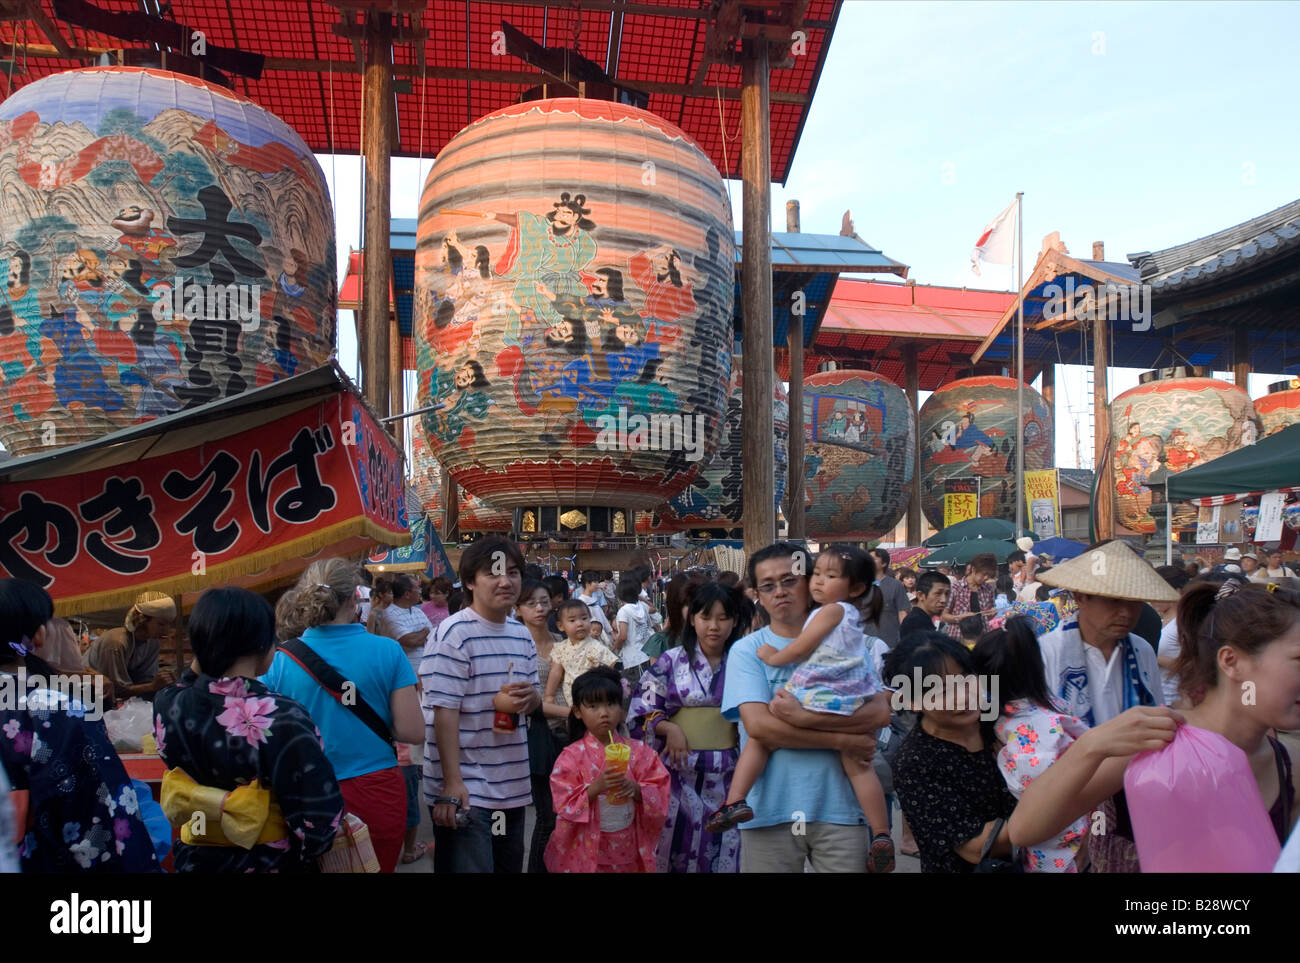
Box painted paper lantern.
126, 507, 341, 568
0, 67, 336, 456
413, 98, 734, 510
411, 425, 444, 532
1111, 368, 1260, 534
918, 375, 1053, 529
1255, 378, 1300, 436
803, 369, 914, 539
639, 358, 787, 532
411, 425, 511, 532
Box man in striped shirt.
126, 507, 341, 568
421, 536, 541, 873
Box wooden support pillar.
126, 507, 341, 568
904, 342, 922, 546
1233, 327, 1251, 388
1041, 363, 1055, 409
442, 466, 459, 544
786, 315, 805, 540
361, 10, 393, 418
1093, 317, 1114, 539
740, 39, 775, 556
389, 313, 403, 452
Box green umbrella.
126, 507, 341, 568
923, 516, 1017, 547
919, 538, 1018, 568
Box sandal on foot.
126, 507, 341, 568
868, 832, 895, 873
401, 841, 427, 864
705, 801, 753, 834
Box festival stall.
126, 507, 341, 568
0, 361, 409, 617
1166, 422, 1300, 551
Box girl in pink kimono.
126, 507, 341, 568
545, 667, 670, 873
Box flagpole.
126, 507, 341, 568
1015, 191, 1025, 539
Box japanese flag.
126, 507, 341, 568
971, 199, 1017, 276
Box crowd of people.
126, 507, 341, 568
2, 534, 1299, 874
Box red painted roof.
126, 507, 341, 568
779, 279, 1024, 390
1, 0, 839, 182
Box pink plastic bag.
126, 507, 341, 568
1125, 725, 1281, 872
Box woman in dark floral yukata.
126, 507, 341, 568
0, 579, 159, 873
155, 587, 344, 872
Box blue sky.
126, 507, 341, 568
326, 0, 1300, 468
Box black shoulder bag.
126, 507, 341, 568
278, 638, 397, 757
973, 816, 1023, 873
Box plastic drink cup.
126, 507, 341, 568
604, 741, 632, 804
494, 661, 519, 732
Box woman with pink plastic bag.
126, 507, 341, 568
1009, 580, 1300, 872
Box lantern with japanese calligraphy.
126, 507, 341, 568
0, 66, 336, 457
918, 375, 1053, 529
638, 357, 786, 533
413, 98, 733, 511
802, 369, 914, 539
1111, 368, 1260, 534
1255, 378, 1300, 437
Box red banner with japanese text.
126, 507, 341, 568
0, 390, 408, 614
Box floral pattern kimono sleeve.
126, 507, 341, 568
265, 720, 345, 862
1, 687, 159, 873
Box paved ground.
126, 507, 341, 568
396, 794, 921, 874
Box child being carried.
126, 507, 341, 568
706, 545, 895, 872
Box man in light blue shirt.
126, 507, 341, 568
721, 542, 891, 872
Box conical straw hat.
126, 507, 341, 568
1036, 540, 1179, 603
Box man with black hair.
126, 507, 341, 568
900, 571, 951, 640
720, 542, 891, 872
421, 536, 540, 873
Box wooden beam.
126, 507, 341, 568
389, 310, 403, 454
2, 43, 812, 102
500, 0, 832, 28
25, 0, 74, 56
442, 466, 459, 544
740, 38, 775, 556
904, 342, 922, 546
362, 10, 393, 419
1040, 361, 1055, 409
1092, 315, 1113, 539
1233, 326, 1251, 388
786, 311, 805, 540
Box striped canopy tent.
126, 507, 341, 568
1167, 423, 1300, 505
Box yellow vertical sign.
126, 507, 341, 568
1024, 469, 1060, 539
943, 479, 980, 527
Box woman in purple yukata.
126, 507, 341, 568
629, 581, 745, 873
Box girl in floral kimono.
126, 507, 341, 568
973, 616, 1089, 872
156, 587, 344, 872
545, 667, 669, 873
629, 582, 745, 873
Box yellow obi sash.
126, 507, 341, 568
160, 768, 290, 849
669, 707, 738, 751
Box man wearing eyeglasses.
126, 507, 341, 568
720, 542, 893, 872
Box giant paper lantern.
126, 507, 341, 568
918, 375, 1053, 529
1111, 368, 1260, 534
802, 369, 914, 539
1255, 378, 1300, 437
0, 67, 336, 456
411, 425, 511, 533
411, 424, 445, 532
640, 357, 787, 532
413, 98, 733, 510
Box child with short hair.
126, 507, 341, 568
972, 616, 1089, 872
959, 614, 985, 649
613, 576, 653, 683
545, 599, 619, 713
544, 667, 670, 872
707, 545, 895, 872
